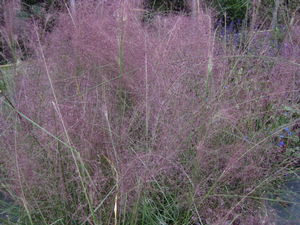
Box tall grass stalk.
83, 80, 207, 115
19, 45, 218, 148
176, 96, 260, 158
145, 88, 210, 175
35, 26, 98, 224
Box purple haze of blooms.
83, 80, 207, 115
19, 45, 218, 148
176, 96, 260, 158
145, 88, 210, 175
228, 21, 234, 33
283, 127, 293, 136
0, 1, 299, 224
234, 32, 240, 47
279, 141, 285, 147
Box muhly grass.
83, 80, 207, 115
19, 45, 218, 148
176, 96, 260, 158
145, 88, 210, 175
0, 0, 300, 224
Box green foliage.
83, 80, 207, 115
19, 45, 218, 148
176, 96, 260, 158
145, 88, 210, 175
144, 0, 190, 13
0, 65, 14, 96
143, 0, 191, 23
0, 78, 6, 94
117, 88, 133, 114
279, 106, 300, 160
205, 0, 251, 23
0, 197, 20, 224
123, 191, 192, 225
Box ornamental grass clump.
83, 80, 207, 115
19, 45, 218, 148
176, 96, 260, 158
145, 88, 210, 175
0, 0, 299, 224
